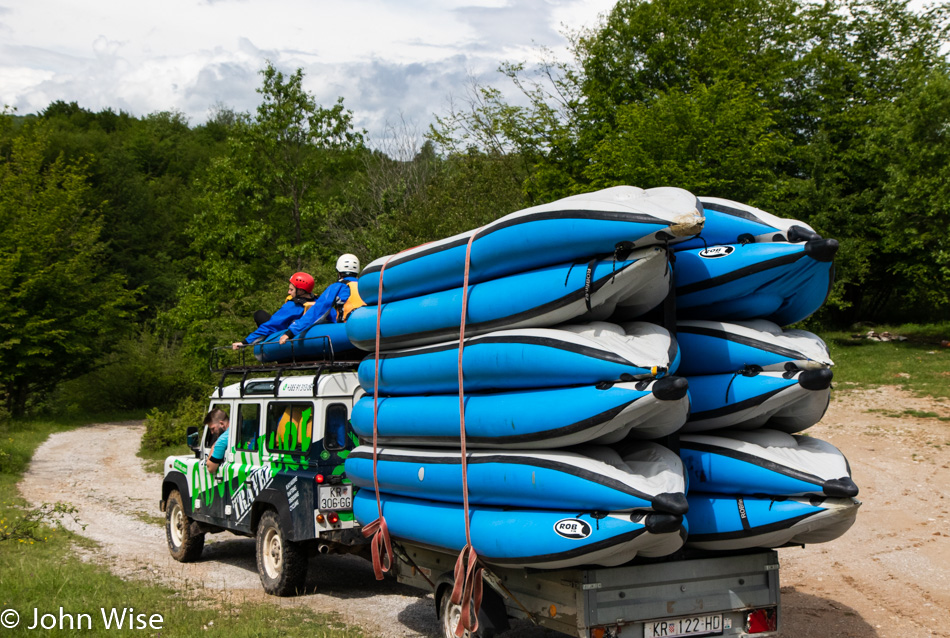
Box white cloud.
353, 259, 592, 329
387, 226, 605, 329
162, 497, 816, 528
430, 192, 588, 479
0, 0, 613, 140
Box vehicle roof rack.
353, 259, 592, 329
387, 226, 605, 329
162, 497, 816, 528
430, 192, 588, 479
209, 336, 361, 399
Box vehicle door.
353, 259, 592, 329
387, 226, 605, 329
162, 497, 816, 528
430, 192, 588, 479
259, 400, 324, 539
191, 401, 232, 525
224, 400, 264, 535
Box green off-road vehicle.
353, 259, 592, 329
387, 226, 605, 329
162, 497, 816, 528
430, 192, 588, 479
159, 360, 365, 595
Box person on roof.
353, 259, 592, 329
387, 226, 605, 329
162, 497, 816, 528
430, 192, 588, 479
278, 254, 364, 345
231, 272, 316, 350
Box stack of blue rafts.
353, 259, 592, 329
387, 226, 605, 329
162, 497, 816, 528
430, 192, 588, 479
335, 187, 859, 568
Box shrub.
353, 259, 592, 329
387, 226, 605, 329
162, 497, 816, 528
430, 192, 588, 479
141, 394, 208, 452
54, 328, 204, 414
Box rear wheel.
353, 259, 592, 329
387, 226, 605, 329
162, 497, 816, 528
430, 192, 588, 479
438, 584, 499, 638
256, 510, 307, 596
165, 490, 204, 562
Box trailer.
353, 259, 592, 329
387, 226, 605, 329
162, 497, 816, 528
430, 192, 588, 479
392, 541, 779, 638
161, 350, 780, 637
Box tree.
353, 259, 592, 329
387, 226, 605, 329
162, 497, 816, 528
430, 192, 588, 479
428, 0, 950, 323
0, 117, 136, 416
168, 63, 366, 356
870, 68, 950, 316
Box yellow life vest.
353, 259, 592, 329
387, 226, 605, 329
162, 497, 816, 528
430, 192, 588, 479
340, 281, 365, 322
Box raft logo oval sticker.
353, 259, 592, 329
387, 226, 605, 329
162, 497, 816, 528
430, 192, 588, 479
698, 246, 735, 259
554, 518, 592, 539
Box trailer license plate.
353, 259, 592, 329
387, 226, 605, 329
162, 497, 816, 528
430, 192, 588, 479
318, 485, 352, 510
644, 614, 725, 638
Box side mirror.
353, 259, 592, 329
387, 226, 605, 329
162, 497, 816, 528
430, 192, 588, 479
186, 426, 200, 452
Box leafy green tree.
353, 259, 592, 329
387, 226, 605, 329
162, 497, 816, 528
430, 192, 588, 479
168, 63, 365, 357
584, 80, 787, 202
39, 103, 223, 316
0, 118, 136, 416
870, 68, 950, 316
429, 0, 950, 323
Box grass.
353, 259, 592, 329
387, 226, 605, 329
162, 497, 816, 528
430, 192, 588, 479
821, 321, 950, 400
137, 442, 192, 475
0, 416, 361, 638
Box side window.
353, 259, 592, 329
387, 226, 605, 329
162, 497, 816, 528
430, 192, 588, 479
235, 403, 261, 451
265, 402, 315, 456
203, 403, 231, 449
323, 403, 348, 452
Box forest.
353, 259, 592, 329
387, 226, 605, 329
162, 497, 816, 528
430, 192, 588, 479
1, 0, 948, 420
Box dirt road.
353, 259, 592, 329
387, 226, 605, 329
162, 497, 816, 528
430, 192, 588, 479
18, 386, 950, 638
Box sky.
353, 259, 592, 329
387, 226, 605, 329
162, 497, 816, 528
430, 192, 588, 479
0, 0, 616, 147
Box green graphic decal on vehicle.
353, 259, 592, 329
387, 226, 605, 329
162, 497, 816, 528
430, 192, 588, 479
187, 407, 354, 517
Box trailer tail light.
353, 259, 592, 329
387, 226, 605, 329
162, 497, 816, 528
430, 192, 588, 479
315, 474, 325, 484
746, 608, 777, 633
590, 628, 606, 638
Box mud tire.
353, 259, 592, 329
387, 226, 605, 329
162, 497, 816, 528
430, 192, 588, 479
256, 510, 307, 596
165, 489, 205, 562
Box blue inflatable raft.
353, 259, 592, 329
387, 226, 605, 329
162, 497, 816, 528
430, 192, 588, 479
676, 319, 832, 376
683, 369, 832, 433
347, 246, 670, 351
345, 443, 688, 514
353, 490, 687, 568
357, 322, 679, 395
684, 494, 860, 550
674, 197, 820, 251
359, 186, 703, 305
350, 377, 690, 448
253, 322, 357, 363
674, 239, 838, 326
679, 429, 858, 498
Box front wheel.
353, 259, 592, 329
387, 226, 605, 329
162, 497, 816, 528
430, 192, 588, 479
256, 510, 307, 596
165, 490, 204, 562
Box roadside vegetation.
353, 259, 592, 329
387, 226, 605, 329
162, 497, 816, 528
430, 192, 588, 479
0, 418, 358, 637
824, 322, 950, 400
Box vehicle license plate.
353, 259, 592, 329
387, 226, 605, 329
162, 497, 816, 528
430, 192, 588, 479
318, 484, 352, 510
644, 614, 725, 638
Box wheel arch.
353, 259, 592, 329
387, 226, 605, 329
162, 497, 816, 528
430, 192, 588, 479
250, 488, 294, 538
162, 473, 193, 516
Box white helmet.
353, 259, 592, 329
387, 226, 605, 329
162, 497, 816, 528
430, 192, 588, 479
335, 253, 360, 274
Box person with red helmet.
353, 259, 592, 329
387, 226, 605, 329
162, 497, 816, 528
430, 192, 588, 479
277, 254, 364, 345
231, 272, 317, 350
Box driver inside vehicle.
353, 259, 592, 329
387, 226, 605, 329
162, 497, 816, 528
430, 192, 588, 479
204, 408, 230, 473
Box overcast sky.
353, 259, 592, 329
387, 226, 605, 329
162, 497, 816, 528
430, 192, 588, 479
0, 0, 615, 146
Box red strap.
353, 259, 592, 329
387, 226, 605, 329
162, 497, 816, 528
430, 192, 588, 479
450, 231, 483, 635
361, 517, 393, 580
450, 544, 484, 636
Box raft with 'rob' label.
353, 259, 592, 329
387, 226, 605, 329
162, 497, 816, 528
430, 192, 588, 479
674, 239, 838, 326
359, 185, 704, 305
353, 489, 687, 569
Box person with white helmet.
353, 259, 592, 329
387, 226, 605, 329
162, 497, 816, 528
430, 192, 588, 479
231, 272, 317, 350
278, 254, 364, 344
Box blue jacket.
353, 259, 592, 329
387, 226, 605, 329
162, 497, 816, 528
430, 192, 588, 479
285, 277, 356, 337
243, 297, 311, 344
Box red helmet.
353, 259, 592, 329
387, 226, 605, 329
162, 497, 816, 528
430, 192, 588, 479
289, 272, 315, 293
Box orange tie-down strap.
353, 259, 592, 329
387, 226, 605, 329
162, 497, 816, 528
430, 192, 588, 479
451, 229, 484, 636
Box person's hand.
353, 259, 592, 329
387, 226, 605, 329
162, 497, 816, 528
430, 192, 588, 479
279, 334, 289, 345
231, 342, 243, 350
